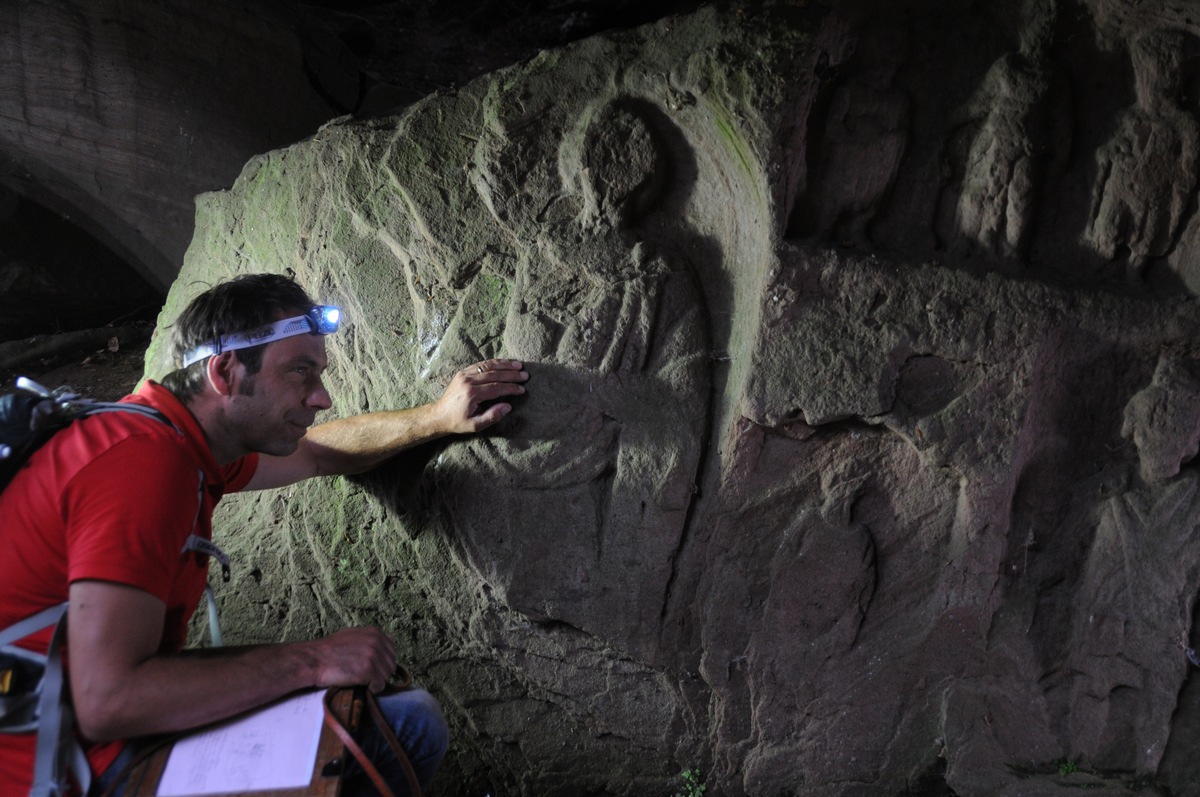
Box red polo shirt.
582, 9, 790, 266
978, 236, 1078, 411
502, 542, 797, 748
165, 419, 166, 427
0, 381, 258, 796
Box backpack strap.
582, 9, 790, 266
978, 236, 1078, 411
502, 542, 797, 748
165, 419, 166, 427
76, 402, 173, 425
179, 468, 228, 647
29, 609, 90, 797
0, 603, 66, 649
0, 603, 91, 797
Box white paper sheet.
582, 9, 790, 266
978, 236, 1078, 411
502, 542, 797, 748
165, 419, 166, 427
156, 689, 326, 796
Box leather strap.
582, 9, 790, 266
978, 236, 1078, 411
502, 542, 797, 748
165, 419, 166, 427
366, 689, 423, 797
323, 684, 423, 797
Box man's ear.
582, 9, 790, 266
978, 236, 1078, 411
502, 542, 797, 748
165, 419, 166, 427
206, 352, 240, 397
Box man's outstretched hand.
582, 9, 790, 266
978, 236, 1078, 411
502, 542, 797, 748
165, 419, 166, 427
434, 359, 529, 434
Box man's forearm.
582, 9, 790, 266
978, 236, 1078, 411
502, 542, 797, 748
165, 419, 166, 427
304, 405, 445, 476
304, 358, 528, 475
76, 640, 326, 740
69, 580, 397, 742
249, 359, 528, 488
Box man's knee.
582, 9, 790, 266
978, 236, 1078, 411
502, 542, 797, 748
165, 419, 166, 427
377, 688, 449, 766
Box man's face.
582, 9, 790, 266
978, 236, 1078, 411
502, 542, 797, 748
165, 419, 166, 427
224, 332, 332, 457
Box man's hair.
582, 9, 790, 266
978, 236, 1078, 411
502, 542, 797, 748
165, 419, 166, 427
161, 273, 316, 402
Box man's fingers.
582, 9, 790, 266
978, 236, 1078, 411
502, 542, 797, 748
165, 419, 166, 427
473, 380, 527, 401
464, 380, 526, 427
465, 359, 528, 382
469, 402, 512, 431
473, 358, 524, 371
461, 362, 528, 418
435, 359, 529, 434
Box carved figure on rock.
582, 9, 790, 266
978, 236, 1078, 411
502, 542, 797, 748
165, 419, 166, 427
1060, 353, 1200, 773
794, 24, 911, 243
940, 1, 1068, 260
436, 96, 709, 655
1121, 354, 1200, 483
1083, 30, 1200, 276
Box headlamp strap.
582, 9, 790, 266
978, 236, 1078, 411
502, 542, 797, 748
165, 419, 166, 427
181, 305, 342, 369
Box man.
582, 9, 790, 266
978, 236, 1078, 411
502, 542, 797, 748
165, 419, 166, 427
0, 273, 529, 796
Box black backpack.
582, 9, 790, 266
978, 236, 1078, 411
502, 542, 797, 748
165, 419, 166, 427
0, 377, 172, 492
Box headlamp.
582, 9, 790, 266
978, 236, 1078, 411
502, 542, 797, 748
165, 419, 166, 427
181, 305, 342, 368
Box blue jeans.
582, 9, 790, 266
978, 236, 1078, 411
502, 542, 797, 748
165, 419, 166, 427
90, 688, 449, 797
342, 688, 449, 796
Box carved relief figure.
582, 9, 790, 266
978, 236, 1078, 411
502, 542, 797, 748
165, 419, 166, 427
1062, 353, 1200, 771
795, 24, 911, 243
434, 96, 709, 652
1084, 30, 1200, 276
948, 6, 1067, 260
1121, 354, 1200, 484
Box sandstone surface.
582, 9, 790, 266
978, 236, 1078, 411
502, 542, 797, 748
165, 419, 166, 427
143, 2, 1200, 795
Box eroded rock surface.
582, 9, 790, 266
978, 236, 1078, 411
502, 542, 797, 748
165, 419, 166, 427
145, 2, 1200, 795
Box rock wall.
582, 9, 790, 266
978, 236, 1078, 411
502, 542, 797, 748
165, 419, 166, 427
145, 2, 1200, 795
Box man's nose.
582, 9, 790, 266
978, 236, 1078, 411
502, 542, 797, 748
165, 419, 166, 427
307, 378, 333, 410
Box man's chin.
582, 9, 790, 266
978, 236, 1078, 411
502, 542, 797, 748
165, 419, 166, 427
260, 435, 303, 457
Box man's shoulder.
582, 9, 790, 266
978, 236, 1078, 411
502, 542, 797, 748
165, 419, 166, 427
42, 416, 190, 498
